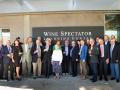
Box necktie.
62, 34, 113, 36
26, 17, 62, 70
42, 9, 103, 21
110, 46, 113, 59
100, 46, 104, 57
80, 46, 83, 55
65, 46, 68, 56
70, 47, 73, 57
8, 46, 11, 53
37, 45, 41, 57
0, 46, 1, 51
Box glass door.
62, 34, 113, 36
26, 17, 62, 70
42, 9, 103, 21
105, 14, 120, 42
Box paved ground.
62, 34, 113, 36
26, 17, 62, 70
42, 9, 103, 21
0, 75, 120, 90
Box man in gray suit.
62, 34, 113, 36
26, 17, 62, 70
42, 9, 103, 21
22, 37, 32, 77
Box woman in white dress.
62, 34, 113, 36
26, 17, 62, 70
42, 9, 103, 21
52, 40, 63, 79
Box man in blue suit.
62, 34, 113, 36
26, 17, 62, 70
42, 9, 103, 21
79, 40, 88, 79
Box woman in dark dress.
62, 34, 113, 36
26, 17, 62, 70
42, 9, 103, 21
12, 40, 23, 80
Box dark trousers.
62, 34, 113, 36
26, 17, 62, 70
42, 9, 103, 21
62, 56, 69, 73
4, 61, 14, 80
72, 60, 77, 76
0, 61, 3, 79
87, 61, 92, 75
107, 63, 111, 75
69, 60, 72, 74
90, 63, 98, 81
44, 60, 51, 78
99, 58, 108, 79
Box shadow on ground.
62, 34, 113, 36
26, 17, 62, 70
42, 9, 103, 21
0, 76, 119, 90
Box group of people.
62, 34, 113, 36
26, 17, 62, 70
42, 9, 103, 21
0, 35, 120, 83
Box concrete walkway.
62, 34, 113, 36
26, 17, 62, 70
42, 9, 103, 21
0, 76, 119, 90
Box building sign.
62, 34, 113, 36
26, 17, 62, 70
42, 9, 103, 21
32, 26, 104, 41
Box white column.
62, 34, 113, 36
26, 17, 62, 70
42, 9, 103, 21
24, 15, 31, 38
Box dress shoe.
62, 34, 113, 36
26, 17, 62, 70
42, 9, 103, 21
116, 79, 119, 83
6, 78, 9, 82
111, 77, 115, 80
33, 76, 36, 79
16, 77, 21, 81
99, 77, 102, 81
72, 75, 76, 77
17, 78, 21, 81
92, 79, 97, 82
81, 76, 86, 80
104, 77, 108, 81
90, 78, 93, 81
46, 76, 49, 79
38, 76, 42, 78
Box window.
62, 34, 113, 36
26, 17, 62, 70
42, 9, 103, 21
105, 14, 120, 41
0, 28, 10, 45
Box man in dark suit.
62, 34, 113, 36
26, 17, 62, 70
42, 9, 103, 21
104, 35, 110, 47
62, 40, 71, 75
111, 35, 119, 45
43, 38, 53, 78
86, 39, 92, 75
104, 35, 111, 75
110, 38, 119, 82
0, 40, 4, 79
2, 40, 14, 81
118, 43, 120, 79
70, 41, 79, 77
89, 38, 99, 82
95, 37, 100, 46
98, 39, 109, 81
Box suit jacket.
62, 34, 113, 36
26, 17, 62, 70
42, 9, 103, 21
22, 44, 32, 62
70, 46, 79, 61
115, 41, 119, 45
31, 44, 44, 62
104, 41, 110, 47
0, 45, 4, 63
118, 45, 120, 63
98, 45, 109, 62
2, 45, 12, 64
79, 45, 88, 61
90, 45, 99, 63
62, 45, 71, 58
43, 45, 53, 62
110, 44, 119, 63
